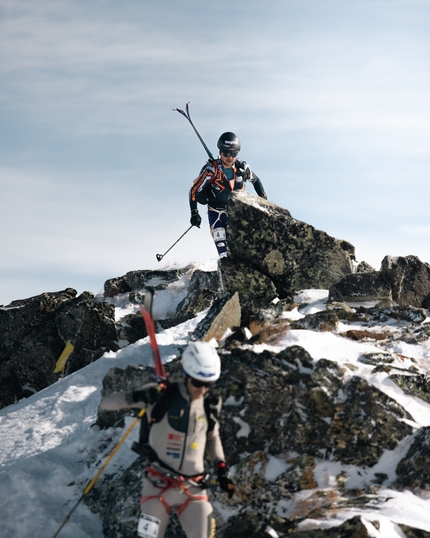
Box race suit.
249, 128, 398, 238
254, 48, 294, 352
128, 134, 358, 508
100, 380, 225, 538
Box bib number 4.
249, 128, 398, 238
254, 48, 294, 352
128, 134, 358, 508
138, 513, 161, 538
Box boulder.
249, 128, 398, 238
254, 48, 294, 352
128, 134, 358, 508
328, 271, 392, 303
191, 292, 241, 342
218, 257, 278, 324
227, 191, 355, 297
395, 427, 430, 489
104, 267, 190, 297
0, 289, 117, 409
381, 255, 430, 308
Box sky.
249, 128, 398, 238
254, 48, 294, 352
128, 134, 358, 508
1, 0, 430, 305
1, 280, 430, 538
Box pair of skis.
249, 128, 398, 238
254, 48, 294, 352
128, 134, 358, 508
52, 289, 164, 538
156, 103, 214, 263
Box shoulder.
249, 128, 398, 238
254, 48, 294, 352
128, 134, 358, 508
235, 159, 250, 170
199, 159, 221, 175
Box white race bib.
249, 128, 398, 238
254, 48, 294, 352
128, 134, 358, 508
137, 513, 160, 538
213, 228, 226, 241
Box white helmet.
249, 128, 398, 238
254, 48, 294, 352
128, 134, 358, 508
182, 342, 221, 382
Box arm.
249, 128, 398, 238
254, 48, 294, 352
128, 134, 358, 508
205, 416, 225, 466
236, 160, 267, 199
100, 383, 161, 411
189, 162, 216, 226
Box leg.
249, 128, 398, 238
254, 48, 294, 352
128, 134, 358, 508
139, 478, 171, 538
178, 495, 215, 538
208, 208, 228, 258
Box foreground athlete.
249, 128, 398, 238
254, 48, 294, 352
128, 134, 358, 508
100, 342, 234, 538
189, 132, 267, 257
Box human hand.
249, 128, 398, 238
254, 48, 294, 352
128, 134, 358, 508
190, 210, 202, 228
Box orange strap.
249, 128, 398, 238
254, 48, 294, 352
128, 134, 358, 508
140, 467, 208, 516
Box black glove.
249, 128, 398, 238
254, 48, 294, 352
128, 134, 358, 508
217, 462, 235, 498
190, 209, 202, 228
131, 386, 161, 405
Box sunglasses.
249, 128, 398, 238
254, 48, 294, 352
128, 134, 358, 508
221, 151, 238, 158
190, 377, 213, 389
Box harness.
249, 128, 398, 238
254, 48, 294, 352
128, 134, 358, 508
141, 465, 209, 516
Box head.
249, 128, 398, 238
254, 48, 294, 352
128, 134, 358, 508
181, 341, 221, 400
217, 132, 241, 169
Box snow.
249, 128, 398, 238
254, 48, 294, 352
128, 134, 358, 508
1, 275, 430, 537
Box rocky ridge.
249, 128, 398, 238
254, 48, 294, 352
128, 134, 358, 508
2, 192, 430, 537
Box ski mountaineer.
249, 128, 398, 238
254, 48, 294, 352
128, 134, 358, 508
99, 341, 235, 538
189, 132, 267, 257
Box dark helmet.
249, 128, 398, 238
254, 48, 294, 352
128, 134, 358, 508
217, 132, 241, 154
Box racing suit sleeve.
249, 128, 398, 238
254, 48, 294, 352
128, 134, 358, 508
205, 413, 226, 468
99, 382, 159, 411
189, 160, 223, 211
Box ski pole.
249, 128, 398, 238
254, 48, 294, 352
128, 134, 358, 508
52, 407, 146, 538
156, 225, 193, 262
173, 102, 215, 162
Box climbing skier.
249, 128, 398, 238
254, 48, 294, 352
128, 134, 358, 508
189, 132, 267, 257
100, 341, 234, 538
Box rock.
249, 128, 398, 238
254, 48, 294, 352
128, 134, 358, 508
0, 290, 117, 409
227, 191, 355, 297
168, 268, 220, 327
104, 268, 190, 297
395, 427, 430, 489
356, 261, 376, 273
366, 305, 428, 324
219, 256, 278, 324
328, 271, 392, 303
344, 330, 390, 342
190, 292, 241, 343
381, 255, 430, 308
389, 373, 430, 405
290, 311, 339, 332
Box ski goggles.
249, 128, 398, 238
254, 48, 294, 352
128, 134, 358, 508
221, 150, 239, 158
190, 377, 213, 389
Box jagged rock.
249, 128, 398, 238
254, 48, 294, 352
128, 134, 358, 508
168, 268, 220, 327
423, 294, 430, 309
389, 373, 430, 405
190, 292, 241, 342
399, 524, 430, 538
366, 305, 428, 324
381, 255, 430, 308
290, 311, 339, 332
282, 516, 370, 537
344, 330, 390, 342
358, 352, 395, 366
328, 271, 392, 303
116, 312, 147, 345
326, 301, 371, 322
227, 191, 355, 297
104, 268, 190, 297
219, 256, 278, 324
395, 427, 430, 489
356, 261, 375, 273
0, 290, 117, 409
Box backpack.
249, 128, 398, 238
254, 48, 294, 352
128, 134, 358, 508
131, 382, 222, 466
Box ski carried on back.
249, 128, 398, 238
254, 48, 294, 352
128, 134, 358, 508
173, 102, 215, 163
140, 288, 167, 382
